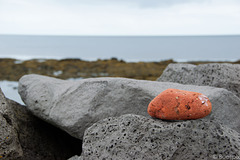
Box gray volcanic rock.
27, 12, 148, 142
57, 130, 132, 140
81, 114, 240, 160
1, 87, 82, 160
9, 99, 82, 160
157, 63, 240, 98
0, 88, 23, 159
68, 155, 83, 160
18, 74, 240, 140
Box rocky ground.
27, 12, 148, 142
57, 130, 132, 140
1, 58, 240, 81
1, 62, 240, 160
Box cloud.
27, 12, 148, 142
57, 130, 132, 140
55, 0, 239, 9
0, 0, 240, 35
55, 0, 205, 8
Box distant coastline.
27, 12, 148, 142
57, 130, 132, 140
0, 58, 239, 82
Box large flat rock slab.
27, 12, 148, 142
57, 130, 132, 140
81, 114, 240, 160
157, 63, 240, 98
18, 74, 240, 139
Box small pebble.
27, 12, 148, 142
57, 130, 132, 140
147, 88, 212, 120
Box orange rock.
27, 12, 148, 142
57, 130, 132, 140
148, 88, 212, 120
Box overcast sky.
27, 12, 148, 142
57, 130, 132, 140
0, 0, 240, 35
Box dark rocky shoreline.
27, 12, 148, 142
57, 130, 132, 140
1, 62, 240, 160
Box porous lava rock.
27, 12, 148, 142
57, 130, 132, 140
157, 63, 240, 98
81, 114, 240, 160
18, 74, 240, 139
148, 88, 212, 120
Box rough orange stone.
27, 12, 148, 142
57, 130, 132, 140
148, 88, 212, 120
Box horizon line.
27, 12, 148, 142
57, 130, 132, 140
0, 34, 240, 37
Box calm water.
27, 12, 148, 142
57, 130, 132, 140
0, 35, 239, 62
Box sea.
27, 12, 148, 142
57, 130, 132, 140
0, 35, 239, 62
0, 35, 240, 104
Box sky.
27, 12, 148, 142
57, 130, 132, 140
0, 0, 240, 35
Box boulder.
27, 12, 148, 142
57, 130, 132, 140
18, 74, 240, 140
9, 99, 82, 160
0, 88, 23, 159
157, 63, 240, 98
1, 87, 82, 160
81, 114, 240, 160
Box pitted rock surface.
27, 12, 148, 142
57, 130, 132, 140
82, 114, 240, 160
157, 63, 240, 98
18, 74, 240, 139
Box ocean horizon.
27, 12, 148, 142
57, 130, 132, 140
0, 35, 239, 62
